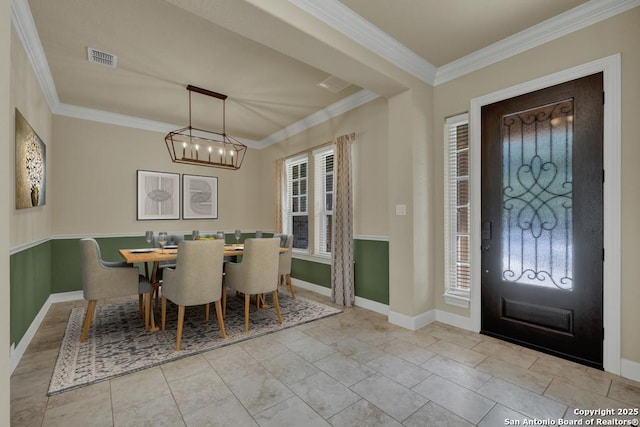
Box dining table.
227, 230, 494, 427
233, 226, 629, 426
118, 243, 287, 332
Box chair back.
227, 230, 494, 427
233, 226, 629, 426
79, 238, 139, 300
153, 233, 184, 248
272, 233, 288, 248
153, 234, 184, 269
235, 238, 281, 294
274, 234, 293, 275
162, 240, 224, 306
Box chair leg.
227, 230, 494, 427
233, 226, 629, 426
138, 294, 144, 317
286, 274, 295, 299
272, 291, 283, 324
161, 295, 167, 331
205, 303, 210, 322
80, 300, 97, 342
176, 305, 185, 351
215, 300, 227, 339
244, 293, 250, 332
222, 285, 227, 317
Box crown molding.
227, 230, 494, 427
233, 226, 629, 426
434, 0, 640, 85
289, 0, 437, 85
14, 0, 637, 148
55, 102, 173, 133
258, 89, 379, 147
11, 0, 369, 149
289, 0, 639, 87
11, 0, 59, 110
55, 102, 262, 147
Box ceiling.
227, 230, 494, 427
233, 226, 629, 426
22, 0, 594, 146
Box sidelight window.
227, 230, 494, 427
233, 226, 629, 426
444, 114, 470, 306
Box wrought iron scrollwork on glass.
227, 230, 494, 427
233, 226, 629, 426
502, 100, 574, 290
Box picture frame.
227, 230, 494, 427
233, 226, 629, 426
182, 174, 218, 220
136, 170, 180, 220
15, 109, 47, 209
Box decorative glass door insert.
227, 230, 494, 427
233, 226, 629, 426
502, 100, 574, 290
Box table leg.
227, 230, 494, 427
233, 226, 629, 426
145, 262, 160, 332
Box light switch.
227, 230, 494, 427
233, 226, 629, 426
395, 204, 406, 216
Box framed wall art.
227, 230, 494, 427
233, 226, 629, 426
15, 109, 46, 209
182, 174, 218, 219
136, 170, 180, 220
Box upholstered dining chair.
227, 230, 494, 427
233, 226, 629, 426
79, 238, 152, 342
152, 233, 184, 305
153, 233, 184, 271
224, 238, 282, 332
273, 233, 295, 298
160, 240, 226, 351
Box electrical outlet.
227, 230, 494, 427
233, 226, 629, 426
395, 204, 406, 216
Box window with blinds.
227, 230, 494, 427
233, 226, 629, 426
285, 156, 309, 251
445, 114, 470, 302
314, 147, 334, 256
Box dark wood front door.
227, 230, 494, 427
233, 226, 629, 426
480, 72, 604, 369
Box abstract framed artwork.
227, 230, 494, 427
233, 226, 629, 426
15, 109, 46, 209
182, 174, 218, 219
136, 170, 180, 220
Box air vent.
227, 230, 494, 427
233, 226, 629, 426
87, 47, 117, 68
317, 75, 350, 93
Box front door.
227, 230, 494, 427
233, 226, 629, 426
480, 72, 604, 369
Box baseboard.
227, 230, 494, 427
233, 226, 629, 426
387, 308, 472, 332
388, 309, 436, 331
290, 278, 389, 316
291, 278, 331, 297
10, 291, 83, 374
435, 309, 472, 331
621, 358, 640, 382
50, 290, 83, 303
354, 296, 388, 316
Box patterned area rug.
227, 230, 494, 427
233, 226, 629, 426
48, 292, 341, 395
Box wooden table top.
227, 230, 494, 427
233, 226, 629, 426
118, 244, 247, 264
119, 244, 288, 264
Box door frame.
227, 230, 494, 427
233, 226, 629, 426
469, 54, 621, 374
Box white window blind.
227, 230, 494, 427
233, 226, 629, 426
445, 114, 470, 302
314, 147, 334, 256
285, 155, 309, 251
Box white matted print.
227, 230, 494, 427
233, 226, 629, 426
182, 174, 218, 219
136, 170, 180, 220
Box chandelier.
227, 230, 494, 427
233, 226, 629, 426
165, 85, 247, 170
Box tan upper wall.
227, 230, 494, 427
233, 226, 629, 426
260, 96, 389, 239
10, 27, 52, 247
433, 8, 640, 360
51, 115, 270, 236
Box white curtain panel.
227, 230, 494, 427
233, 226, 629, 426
331, 133, 355, 307
274, 158, 284, 234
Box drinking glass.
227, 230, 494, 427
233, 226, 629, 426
158, 232, 168, 253
255, 230, 263, 238
217, 231, 225, 242
192, 230, 200, 241
234, 229, 241, 244
145, 231, 154, 248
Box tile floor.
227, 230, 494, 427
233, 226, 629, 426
10, 288, 640, 426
